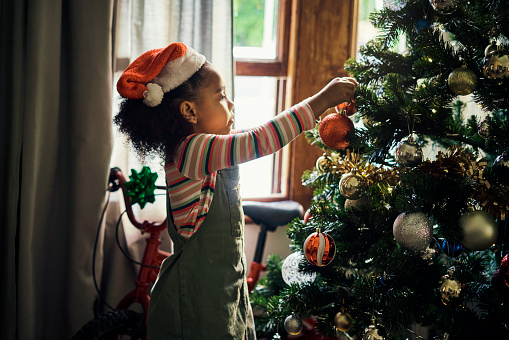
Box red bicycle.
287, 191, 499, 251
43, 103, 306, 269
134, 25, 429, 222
72, 167, 168, 339
72, 167, 305, 340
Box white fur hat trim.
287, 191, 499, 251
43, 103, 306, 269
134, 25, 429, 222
151, 47, 206, 95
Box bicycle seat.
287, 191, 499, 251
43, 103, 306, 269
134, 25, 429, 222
242, 200, 304, 231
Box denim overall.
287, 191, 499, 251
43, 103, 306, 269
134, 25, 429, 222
147, 165, 256, 339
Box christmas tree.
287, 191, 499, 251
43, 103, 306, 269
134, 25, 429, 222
253, 0, 509, 339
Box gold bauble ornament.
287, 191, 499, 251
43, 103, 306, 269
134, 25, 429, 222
339, 171, 366, 200
439, 271, 462, 305
394, 137, 423, 167
284, 312, 303, 335
448, 65, 477, 95
481, 48, 509, 85
364, 325, 385, 340
459, 210, 498, 251
316, 154, 332, 172
485, 41, 498, 56
334, 312, 353, 332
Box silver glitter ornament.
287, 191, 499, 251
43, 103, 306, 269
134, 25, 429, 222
339, 172, 366, 200
459, 210, 498, 251
334, 312, 353, 332
429, 0, 459, 15
394, 137, 423, 167
382, 0, 409, 11
284, 312, 303, 335
393, 212, 433, 252
447, 65, 477, 95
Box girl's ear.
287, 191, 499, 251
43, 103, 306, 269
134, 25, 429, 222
180, 101, 197, 124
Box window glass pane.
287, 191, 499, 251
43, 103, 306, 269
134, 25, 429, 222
233, 0, 278, 59
357, 0, 383, 55
357, 0, 406, 55
233, 76, 277, 198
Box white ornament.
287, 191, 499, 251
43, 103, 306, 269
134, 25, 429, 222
383, 0, 409, 11
281, 252, 316, 286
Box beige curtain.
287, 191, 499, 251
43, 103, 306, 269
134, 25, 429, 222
0, 0, 114, 338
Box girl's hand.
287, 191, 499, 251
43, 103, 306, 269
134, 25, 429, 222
306, 77, 358, 119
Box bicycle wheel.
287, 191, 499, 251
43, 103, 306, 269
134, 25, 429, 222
71, 310, 145, 340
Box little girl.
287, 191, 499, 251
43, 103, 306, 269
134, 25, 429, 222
115, 42, 356, 340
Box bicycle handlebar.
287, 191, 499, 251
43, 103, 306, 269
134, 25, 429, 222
109, 167, 167, 233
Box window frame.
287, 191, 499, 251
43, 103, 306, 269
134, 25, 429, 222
234, 0, 292, 201
234, 0, 291, 77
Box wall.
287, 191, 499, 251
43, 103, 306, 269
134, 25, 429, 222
287, 0, 358, 209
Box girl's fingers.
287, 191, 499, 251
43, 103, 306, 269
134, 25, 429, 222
343, 77, 359, 87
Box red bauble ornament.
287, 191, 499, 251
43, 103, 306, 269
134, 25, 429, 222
500, 254, 509, 286
319, 113, 354, 150
500, 254, 509, 272
303, 229, 336, 266
492, 269, 509, 292
303, 209, 312, 223
335, 101, 356, 116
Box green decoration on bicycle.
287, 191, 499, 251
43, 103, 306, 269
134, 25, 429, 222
124, 166, 158, 208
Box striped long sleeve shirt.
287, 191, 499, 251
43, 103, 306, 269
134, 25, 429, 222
165, 101, 315, 238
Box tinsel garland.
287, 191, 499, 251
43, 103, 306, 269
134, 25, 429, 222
318, 151, 400, 187
418, 146, 474, 177
317, 146, 508, 219
469, 158, 509, 221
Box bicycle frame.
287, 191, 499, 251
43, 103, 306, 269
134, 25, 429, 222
109, 168, 170, 318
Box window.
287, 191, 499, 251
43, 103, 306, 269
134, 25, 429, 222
233, 0, 291, 199
357, 0, 383, 52
110, 1, 291, 200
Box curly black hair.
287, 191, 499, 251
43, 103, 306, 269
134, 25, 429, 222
114, 62, 212, 162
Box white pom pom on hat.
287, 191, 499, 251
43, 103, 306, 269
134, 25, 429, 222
117, 42, 206, 107
143, 83, 164, 107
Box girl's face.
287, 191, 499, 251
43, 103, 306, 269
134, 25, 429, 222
191, 67, 235, 135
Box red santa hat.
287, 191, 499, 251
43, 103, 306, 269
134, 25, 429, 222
117, 42, 206, 107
